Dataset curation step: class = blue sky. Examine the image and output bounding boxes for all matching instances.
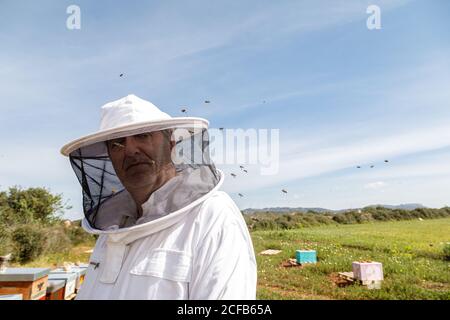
[1,0,450,220]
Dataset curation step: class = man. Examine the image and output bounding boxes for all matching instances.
[106,130,177,226]
[61,94,257,299]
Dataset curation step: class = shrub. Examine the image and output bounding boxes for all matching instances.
[0,224,13,256]
[332,214,351,224]
[43,225,73,254]
[253,219,277,231]
[66,225,95,246]
[315,214,335,225]
[12,225,47,263]
[0,206,19,227]
[303,214,321,226]
[244,207,450,231]
[443,243,450,261]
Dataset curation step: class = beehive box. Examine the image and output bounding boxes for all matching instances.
[296,250,317,264]
[0,268,50,300]
[0,294,23,300]
[352,261,383,282]
[51,267,87,292]
[45,279,66,300]
[48,273,77,300]
[72,267,87,291]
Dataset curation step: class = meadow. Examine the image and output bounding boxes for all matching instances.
[12,217,450,300]
[253,217,450,299]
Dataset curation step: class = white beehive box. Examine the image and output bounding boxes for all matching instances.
[52,267,87,292]
[48,273,77,300]
[352,261,383,282]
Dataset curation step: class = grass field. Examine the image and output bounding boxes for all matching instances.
[253,217,450,300]
[11,245,94,269]
[12,218,450,300]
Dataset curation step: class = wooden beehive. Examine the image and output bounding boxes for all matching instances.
[0,268,50,300]
[45,279,66,300]
[72,267,87,292]
[52,266,87,292]
[48,273,77,300]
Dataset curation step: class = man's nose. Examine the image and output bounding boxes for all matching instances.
[123,136,140,155]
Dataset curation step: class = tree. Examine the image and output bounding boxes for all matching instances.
[4,186,68,224]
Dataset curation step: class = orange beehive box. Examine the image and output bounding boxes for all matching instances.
[45,279,66,300]
[0,268,50,300]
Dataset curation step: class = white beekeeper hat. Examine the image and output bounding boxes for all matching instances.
[61,94,208,156]
[60,94,220,230]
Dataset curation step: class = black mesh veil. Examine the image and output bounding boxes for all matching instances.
[69,126,220,230]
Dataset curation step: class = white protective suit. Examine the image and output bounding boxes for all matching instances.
[76,170,257,300]
[61,94,257,300]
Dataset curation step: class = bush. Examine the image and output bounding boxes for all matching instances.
[66,225,95,246]
[443,243,450,261]
[0,224,13,256]
[12,225,47,263]
[0,205,20,227]
[253,219,277,231]
[274,216,294,229]
[0,186,97,264]
[315,214,336,225]
[303,215,321,227]
[244,206,450,231]
[43,225,73,255]
[332,214,351,224]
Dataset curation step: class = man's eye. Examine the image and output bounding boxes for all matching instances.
[109,139,125,150]
[113,142,124,148]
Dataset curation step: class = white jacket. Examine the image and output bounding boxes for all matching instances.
[76,170,257,300]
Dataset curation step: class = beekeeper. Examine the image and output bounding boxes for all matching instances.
[60,94,257,299]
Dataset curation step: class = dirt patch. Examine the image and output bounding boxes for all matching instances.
[342,244,372,251]
[292,240,320,246]
[414,251,445,261]
[329,272,355,288]
[420,281,450,292]
[280,258,303,268]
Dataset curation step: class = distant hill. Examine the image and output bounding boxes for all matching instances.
[242,203,427,214]
[364,203,427,210]
[242,207,331,214]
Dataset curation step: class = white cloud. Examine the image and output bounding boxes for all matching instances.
[221,121,450,194]
[364,181,386,189]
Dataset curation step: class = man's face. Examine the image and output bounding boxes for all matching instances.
[106,131,174,190]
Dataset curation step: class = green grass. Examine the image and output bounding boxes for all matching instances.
[253,217,450,300]
[8,218,450,299]
[9,244,94,269]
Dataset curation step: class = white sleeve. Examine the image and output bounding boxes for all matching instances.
[189,207,257,300]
